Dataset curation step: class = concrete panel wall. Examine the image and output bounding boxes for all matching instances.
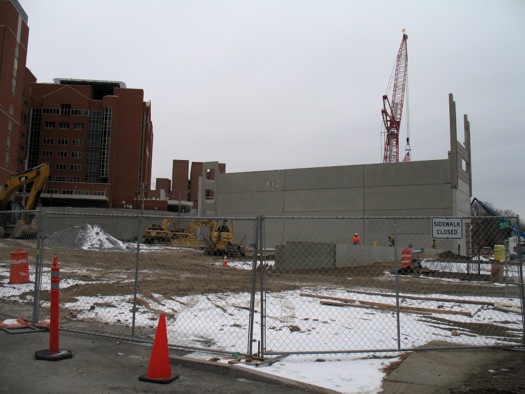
[217,159,456,218]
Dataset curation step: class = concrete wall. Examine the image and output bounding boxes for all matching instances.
[216,159,460,217]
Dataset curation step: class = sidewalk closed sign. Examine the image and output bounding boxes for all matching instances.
[432,217,463,239]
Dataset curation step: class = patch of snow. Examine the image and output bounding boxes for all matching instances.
[46,224,127,250]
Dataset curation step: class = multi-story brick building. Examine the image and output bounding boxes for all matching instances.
[27,79,153,208]
[1,0,153,210]
[0,0,30,180]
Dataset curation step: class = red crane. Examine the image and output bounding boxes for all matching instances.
[381,33,408,163]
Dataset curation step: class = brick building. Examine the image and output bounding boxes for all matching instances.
[27,79,153,208]
[0,0,30,180]
[1,0,153,209]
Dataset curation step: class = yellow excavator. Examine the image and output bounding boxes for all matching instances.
[0,163,50,238]
[142,218,182,244]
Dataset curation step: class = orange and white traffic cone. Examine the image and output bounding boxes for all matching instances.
[222,254,228,267]
[139,314,178,384]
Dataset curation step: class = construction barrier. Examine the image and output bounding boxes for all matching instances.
[401,247,413,267]
[139,314,178,384]
[35,256,73,361]
[9,248,30,284]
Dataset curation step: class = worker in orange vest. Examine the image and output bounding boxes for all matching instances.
[352,233,361,245]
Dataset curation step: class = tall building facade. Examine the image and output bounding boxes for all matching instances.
[1,1,154,210]
[27,79,153,208]
[0,0,30,180]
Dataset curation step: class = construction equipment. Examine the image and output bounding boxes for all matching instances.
[0,163,50,238]
[203,219,246,257]
[171,219,212,248]
[381,32,409,163]
[143,218,182,244]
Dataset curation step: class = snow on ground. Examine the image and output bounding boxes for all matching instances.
[0,225,523,393]
[1,260,523,393]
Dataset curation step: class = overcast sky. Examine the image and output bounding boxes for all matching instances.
[21,0,525,218]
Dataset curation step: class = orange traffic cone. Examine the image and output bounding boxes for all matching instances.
[222,254,228,267]
[139,314,178,384]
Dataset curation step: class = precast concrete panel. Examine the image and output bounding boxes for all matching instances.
[218,170,284,193]
[284,188,364,213]
[364,184,453,211]
[364,160,451,187]
[284,165,364,190]
[216,190,285,215]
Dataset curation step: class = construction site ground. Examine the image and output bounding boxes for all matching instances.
[1,240,524,392]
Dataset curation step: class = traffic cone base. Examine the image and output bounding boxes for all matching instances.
[139,314,178,384]
[35,349,73,361]
[139,372,178,384]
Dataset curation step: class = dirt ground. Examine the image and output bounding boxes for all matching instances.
[447,349,525,393]
[2,240,524,392]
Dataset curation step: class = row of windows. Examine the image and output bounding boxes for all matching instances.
[44,122,84,130]
[42,138,83,146]
[54,164,82,171]
[43,151,82,158]
[41,107,90,116]
[47,188,105,196]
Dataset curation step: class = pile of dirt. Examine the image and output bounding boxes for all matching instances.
[45,223,127,251]
[438,250,469,260]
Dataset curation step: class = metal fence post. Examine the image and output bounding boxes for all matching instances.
[131,216,143,338]
[247,216,260,355]
[393,219,402,350]
[32,209,46,325]
[259,216,266,357]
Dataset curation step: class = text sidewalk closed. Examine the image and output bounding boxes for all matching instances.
[432,217,463,239]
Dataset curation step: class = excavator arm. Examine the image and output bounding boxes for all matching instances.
[0,163,50,211]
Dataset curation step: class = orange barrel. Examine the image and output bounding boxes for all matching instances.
[401,248,413,268]
[9,248,30,284]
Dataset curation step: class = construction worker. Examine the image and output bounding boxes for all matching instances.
[352,233,361,245]
[388,234,395,247]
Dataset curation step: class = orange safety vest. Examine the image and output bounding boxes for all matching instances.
[401,248,413,267]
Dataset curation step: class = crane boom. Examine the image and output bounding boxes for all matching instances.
[381,33,408,163]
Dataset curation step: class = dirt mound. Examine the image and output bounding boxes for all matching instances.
[438,250,469,260]
[46,223,127,251]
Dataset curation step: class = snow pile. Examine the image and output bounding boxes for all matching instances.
[46,223,127,250]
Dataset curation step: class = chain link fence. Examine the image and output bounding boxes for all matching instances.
[0,211,523,357]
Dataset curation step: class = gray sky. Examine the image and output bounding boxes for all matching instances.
[21,0,525,218]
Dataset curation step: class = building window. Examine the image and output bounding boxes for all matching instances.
[74,123,84,130]
[46,189,58,194]
[42,108,60,115]
[42,150,53,157]
[55,163,66,170]
[77,190,89,195]
[70,164,81,171]
[71,151,82,158]
[69,176,81,183]
[57,138,68,145]
[43,138,54,145]
[59,122,70,129]
[54,176,66,182]
[94,191,105,196]
[45,121,55,129]
[56,151,68,158]
[72,139,83,146]
[62,190,74,195]
[61,104,71,116]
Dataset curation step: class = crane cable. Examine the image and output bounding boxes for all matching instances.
[404,70,411,161]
